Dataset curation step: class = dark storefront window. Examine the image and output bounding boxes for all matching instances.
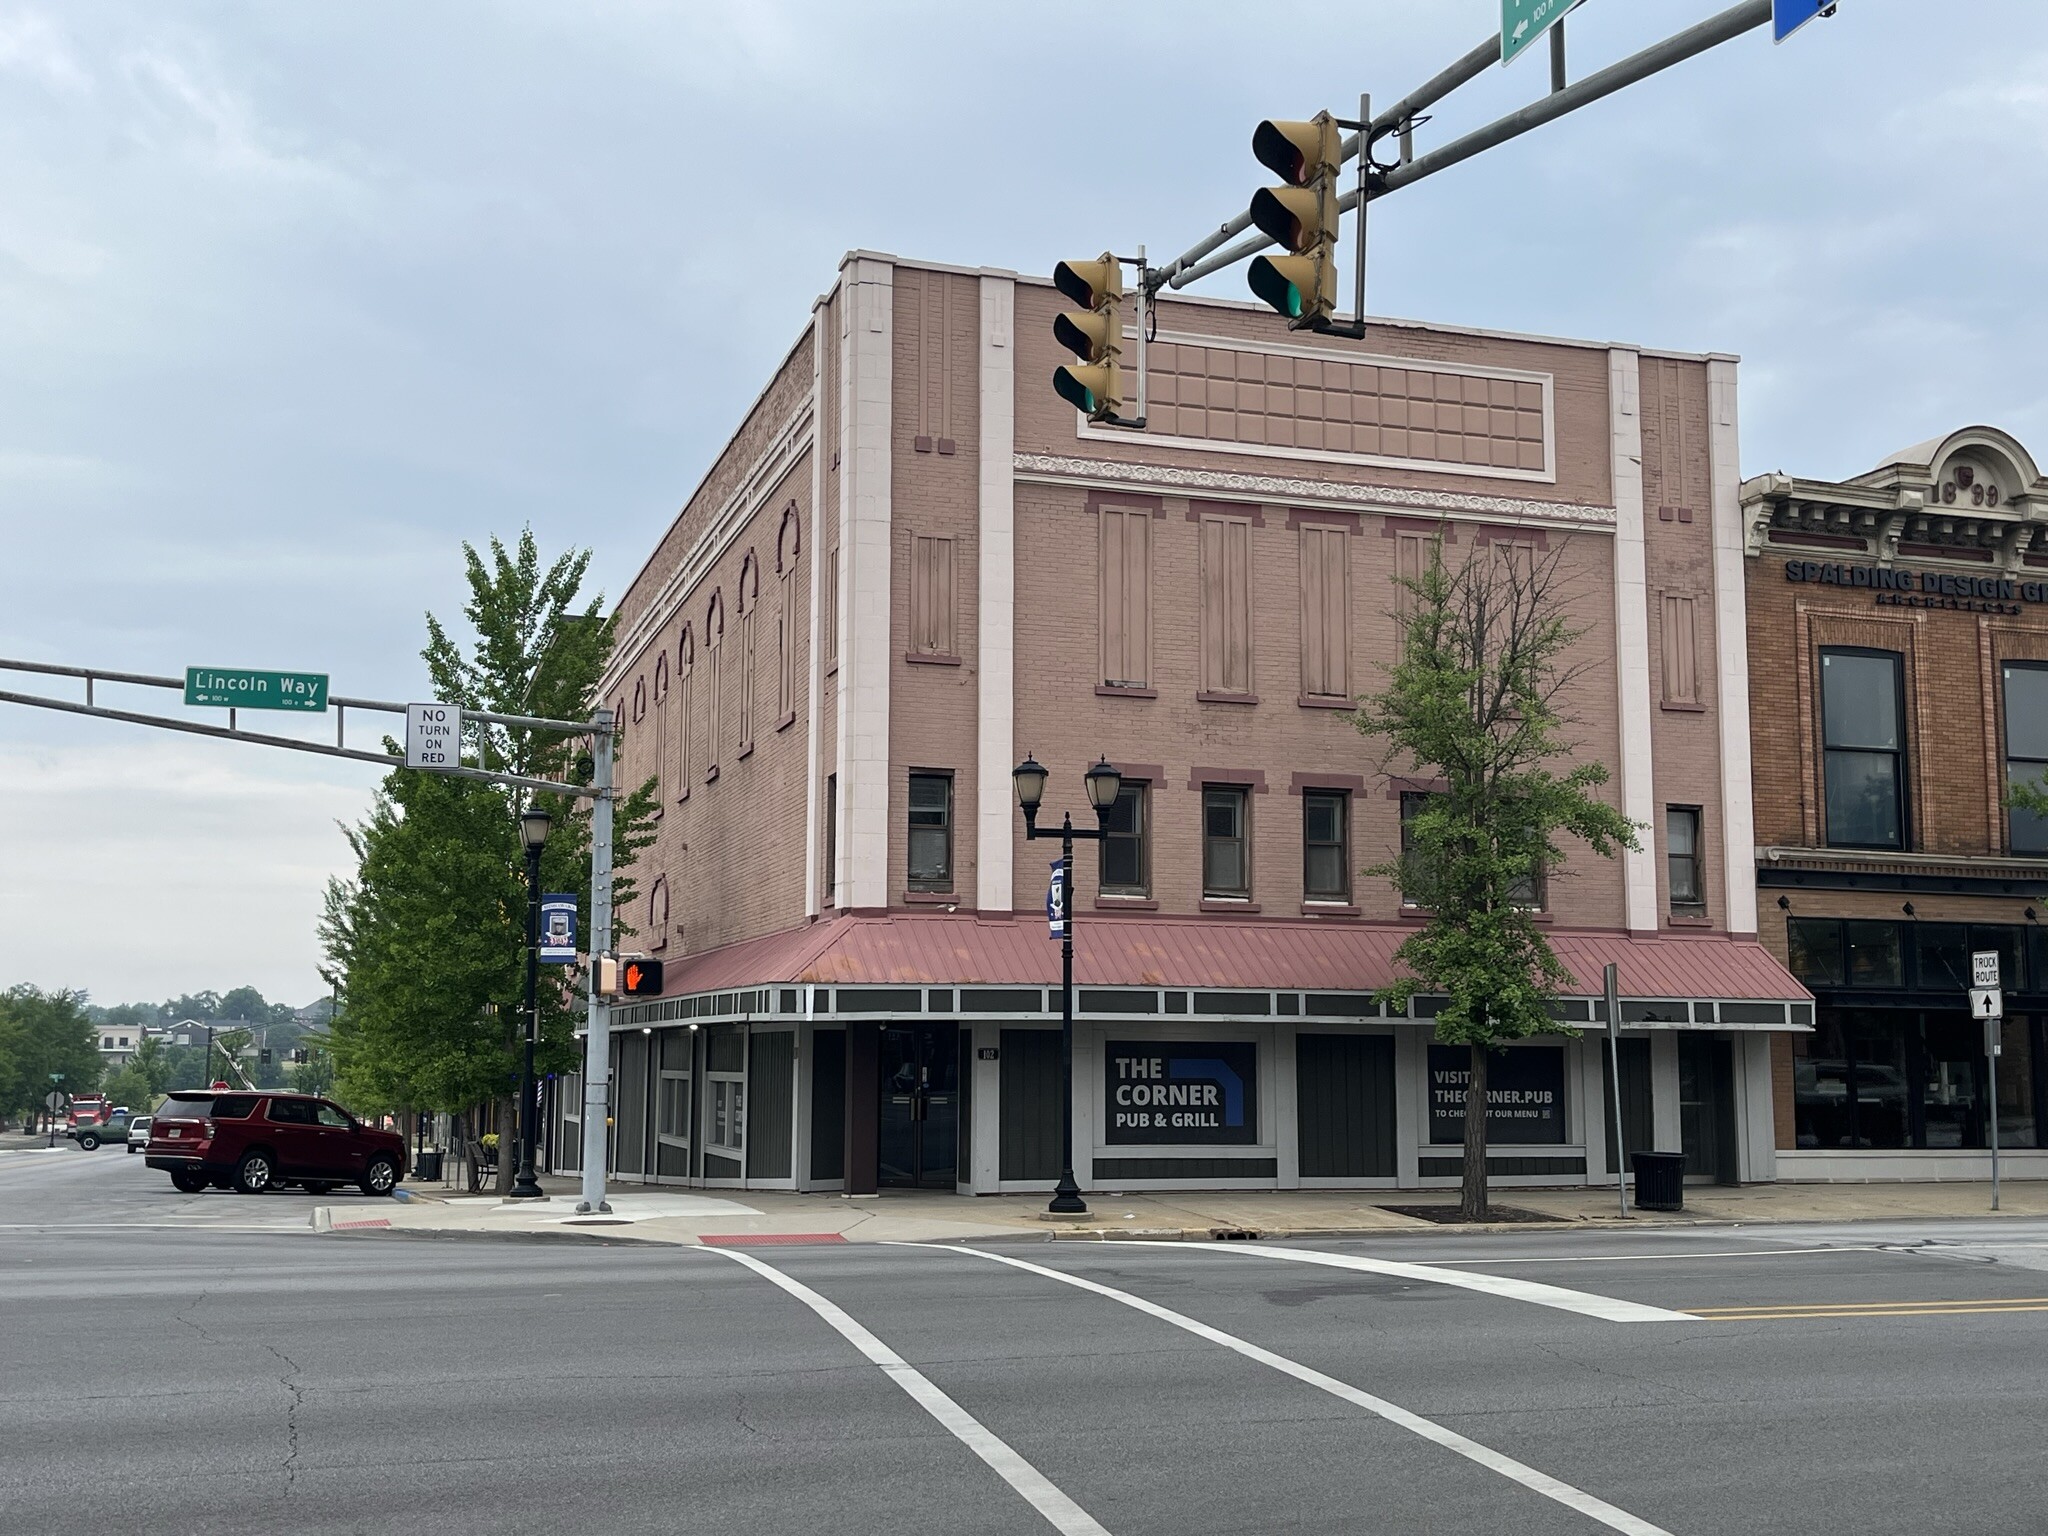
[2006,663,2048,854]
[1786,918,2030,994]
[1843,920,1903,988]
[1820,648,1907,850]
[1787,918,1844,987]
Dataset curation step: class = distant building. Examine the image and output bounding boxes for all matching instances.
[553,250,1807,1199]
[96,1029,137,1065]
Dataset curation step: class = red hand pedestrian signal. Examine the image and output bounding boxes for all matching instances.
[619,959,663,997]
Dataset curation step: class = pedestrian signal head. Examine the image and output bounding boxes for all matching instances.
[620,959,664,997]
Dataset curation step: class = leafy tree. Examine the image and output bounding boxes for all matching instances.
[1358,540,1638,1220]
[2011,778,2048,822]
[0,987,105,1127]
[321,530,657,1127]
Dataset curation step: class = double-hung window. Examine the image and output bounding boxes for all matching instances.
[2005,663,2048,855]
[1820,648,1907,849]
[908,772,954,891]
[1100,782,1149,896]
[1667,806,1704,913]
[1398,791,1433,908]
[1302,790,1350,901]
[1203,786,1250,898]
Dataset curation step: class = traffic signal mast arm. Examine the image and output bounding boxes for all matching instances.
[1154,0,1776,294]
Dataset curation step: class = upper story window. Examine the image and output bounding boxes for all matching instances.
[1820,648,1907,850]
[910,534,956,658]
[1099,505,1152,689]
[1302,789,1350,901]
[1660,594,1699,707]
[1398,790,1432,908]
[2005,662,2048,855]
[1299,525,1349,700]
[1199,514,1253,698]
[1100,782,1150,896]
[1667,806,1704,914]
[907,771,954,892]
[1202,786,1250,898]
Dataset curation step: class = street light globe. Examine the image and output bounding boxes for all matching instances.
[1012,754,1048,811]
[1084,757,1123,813]
[520,804,553,850]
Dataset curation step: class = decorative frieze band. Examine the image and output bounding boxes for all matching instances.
[1013,453,1615,530]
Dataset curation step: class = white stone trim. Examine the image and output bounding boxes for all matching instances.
[1708,357,1759,937]
[804,308,828,917]
[838,257,894,911]
[977,275,1018,914]
[1014,453,1613,530]
[1608,349,1660,932]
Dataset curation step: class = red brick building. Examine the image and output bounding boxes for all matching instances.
[552,251,1806,1197]
[1744,427,2048,1178]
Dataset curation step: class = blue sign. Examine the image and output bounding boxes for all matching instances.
[1774,0,1834,44]
[1046,859,1068,939]
[1105,1040,1258,1145]
[539,894,578,963]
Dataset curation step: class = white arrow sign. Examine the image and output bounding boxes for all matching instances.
[1971,987,2004,1020]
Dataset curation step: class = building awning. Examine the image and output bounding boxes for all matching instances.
[643,912,1808,1013]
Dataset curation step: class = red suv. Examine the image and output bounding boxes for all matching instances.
[145,1091,405,1197]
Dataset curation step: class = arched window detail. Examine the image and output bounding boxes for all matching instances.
[737,553,759,754]
[673,624,695,803]
[776,507,801,727]
[705,591,725,783]
[648,875,670,952]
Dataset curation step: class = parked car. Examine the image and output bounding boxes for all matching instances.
[69,1105,132,1150]
[126,1115,153,1153]
[145,1091,405,1196]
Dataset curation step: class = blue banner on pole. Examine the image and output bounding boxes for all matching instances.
[539,894,578,963]
[1773,0,1834,44]
[1046,859,1068,939]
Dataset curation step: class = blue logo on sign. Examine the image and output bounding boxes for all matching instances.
[1169,1057,1245,1127]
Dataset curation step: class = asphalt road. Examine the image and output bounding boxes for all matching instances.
[9,1151,2048,1535]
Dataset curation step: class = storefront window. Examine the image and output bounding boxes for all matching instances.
[1787,918,1844,986]
[1844,921,1903,988]
[1968,925,2026,992]
[2000,1017,2038,1149]
[1914,924,1970,992]
[1794,1009,2047,1151]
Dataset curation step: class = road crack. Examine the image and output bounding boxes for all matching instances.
[174,1288,305,1494]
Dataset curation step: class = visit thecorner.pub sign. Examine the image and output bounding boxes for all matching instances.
[1784,559,2048,618]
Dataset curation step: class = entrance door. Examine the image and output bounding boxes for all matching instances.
[879,1023,959,1189]
[1678,1035,1740,1184]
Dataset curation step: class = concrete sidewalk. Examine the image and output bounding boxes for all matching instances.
[323,1173,2048,1245]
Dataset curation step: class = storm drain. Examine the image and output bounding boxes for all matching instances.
[1208,1226,1263,1241]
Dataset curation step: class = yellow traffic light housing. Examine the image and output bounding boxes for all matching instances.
[1247,113,1342,327]
[1052,253,1125,423]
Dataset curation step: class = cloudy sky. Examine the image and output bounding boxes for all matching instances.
[1,0,2040,1007]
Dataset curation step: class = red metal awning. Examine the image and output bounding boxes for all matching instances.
[650,911,1808,1003]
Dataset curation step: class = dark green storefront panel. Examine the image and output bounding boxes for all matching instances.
[616,1033,648,1177]
[1601,1038,1654,1175]
[999,1029,1061,1181]
[1093,1157,1278,1181]
[810,1028,845,1182]
[1296,1032,1396,1179]
[748,1031,794,1180]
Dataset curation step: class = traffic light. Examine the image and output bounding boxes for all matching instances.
[1246,113,1341,326]
[620,958,664,997]
[1051,254,1124,422]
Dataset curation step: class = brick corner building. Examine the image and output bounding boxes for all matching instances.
[553,249,1807,1197]
[1744,426,2048,1179]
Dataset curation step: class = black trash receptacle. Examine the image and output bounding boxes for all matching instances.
[413,1148,443,1182]
[1631,1150,1685,1212]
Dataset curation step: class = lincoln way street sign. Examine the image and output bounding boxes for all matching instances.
[184,667,328,712]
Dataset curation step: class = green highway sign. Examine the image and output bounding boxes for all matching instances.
[184,666,330,712]
[1502,0,1584,67]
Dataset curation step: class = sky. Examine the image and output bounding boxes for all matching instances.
[1,0,2043,1007]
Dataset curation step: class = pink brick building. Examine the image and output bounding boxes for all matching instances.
[552,250,1806,1197]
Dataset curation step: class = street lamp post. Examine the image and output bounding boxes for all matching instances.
[1012,754,1123,1216]
[509,802,552,1200]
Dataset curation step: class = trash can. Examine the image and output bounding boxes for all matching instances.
[413,1148,443,1182]
[1631,1150,1686,1212]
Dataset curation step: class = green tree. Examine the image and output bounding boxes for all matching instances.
[2010,777,2048,821]
[0,987,105,1128]
[321,530,657,1125]
[1358,541,1639,1220]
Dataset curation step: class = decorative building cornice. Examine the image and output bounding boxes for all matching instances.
[1014,452,1615,530]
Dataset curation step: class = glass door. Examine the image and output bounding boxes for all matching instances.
[878,1024,959,1189]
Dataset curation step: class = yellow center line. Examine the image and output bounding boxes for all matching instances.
[1691,1298,2048,1321]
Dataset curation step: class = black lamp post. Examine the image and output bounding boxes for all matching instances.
[1013,753,1122,1215]
[509,802,552,1200]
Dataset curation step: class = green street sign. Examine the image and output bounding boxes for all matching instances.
[184,667,330,712]
[1502,0,1584,67]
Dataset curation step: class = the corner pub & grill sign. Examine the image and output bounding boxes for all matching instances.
[1105,1042,1258,1145]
